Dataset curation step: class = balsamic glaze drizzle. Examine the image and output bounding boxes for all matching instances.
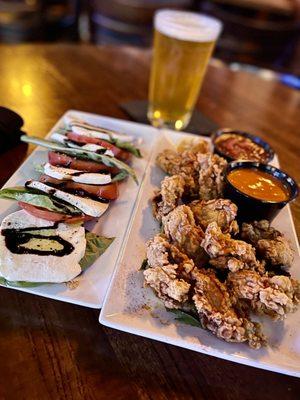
[2,225,74,257]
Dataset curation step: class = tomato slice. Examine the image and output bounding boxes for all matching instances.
[66,132,131,162]
[48,151,119,174]
[39,175,119,200]
[18,202,93,223]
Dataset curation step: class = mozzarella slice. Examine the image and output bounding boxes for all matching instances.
[51,132,68,144]
[0,210,86,283]
[26,181,109,217]
[44,163,111,185]
[80,143,115,157]
[64,116,134,142]
[51,133,115,157]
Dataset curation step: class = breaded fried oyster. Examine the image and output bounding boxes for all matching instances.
[241,220,294,268]
[156,147,227,200]
[162,205,207,266]
[241,220,281,244]
[227,270,300,320]
[152,175,185,222]
[202,222,263,273]
[192,269,266,349]
[190,198,239,234]
[197,153,227,200]
[144,235,195,309]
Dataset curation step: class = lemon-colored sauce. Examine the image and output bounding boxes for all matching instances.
[228,169,289,202]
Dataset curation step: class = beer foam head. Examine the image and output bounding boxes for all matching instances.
[154,10,222,42]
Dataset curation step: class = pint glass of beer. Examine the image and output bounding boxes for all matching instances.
[148,10,222,130]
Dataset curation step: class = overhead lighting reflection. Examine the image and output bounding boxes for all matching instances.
[22,83,32,97]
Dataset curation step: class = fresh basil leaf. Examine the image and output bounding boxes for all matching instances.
[0,187,81,215]
[168,309,203,328]
[112,139,142,158]
[21,135,138,184]
[80,231,114,271]
[59,124,141,158]
[140,258,149,270]
[111,170,129,182]
[0,277,48,288]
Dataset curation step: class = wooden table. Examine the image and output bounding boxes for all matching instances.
[0,45,299,400]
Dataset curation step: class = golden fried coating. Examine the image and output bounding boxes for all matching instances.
[241,221,294,268]
[190,198,239,234]
[241,220,281,245]
[176,139,210,154]
[257,237,294,269]
[156,149,200,196]
[201,222,262,273]
[192,269,266,349]
[152,175,185,222]
[156,149,227,200]
[197,153,227,200]
[144,235,195,309]
[162,205,207,266]
[227,270,300,320]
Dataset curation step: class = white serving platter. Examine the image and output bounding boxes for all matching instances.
[100,130,300,377]
[0,110,159,308]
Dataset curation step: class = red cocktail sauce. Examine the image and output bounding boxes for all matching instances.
[215,134,269,162]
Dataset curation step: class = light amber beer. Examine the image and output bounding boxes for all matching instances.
[148,11,222,130]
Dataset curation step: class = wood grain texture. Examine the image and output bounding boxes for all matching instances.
[0,44,299,400]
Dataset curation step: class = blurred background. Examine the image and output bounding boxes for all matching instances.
[0,0,300,78]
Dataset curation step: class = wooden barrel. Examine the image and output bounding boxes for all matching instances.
[199,1,300,68]
[90,0,193,46]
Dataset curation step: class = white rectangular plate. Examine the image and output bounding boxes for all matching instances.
[0,110,159,308]
[100,130,300,377]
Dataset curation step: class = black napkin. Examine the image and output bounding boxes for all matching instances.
[0,107,25,154]
[120,100,219,136]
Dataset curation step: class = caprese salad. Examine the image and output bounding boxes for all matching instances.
[0,116,141,286]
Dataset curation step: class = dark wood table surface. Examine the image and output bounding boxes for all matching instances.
[0,44,299,400]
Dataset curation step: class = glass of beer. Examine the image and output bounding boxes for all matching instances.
[148,10,222,130]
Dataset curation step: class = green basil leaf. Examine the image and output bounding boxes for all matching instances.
[0,187,81,215]
[111,170,129,182]
[21,135,138,184]
[168,309,203,328]
[0,277,48,288]
[111,138,142,158]
[80,231,115,271]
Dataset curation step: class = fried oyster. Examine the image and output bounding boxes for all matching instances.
[241,220,294,268]
[144,234,195,309]
[162,205,207,266]
[227,270,300,320]
[201,222,263,273]
[156,147,227,200]
[190,198,239,234]
[152,175,185,222]
[241,220,281,244]
[192,269,266,349]
[156,149,201,197]
[197,153,227,200]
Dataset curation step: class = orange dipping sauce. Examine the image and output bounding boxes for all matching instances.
[227,168,290,202]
